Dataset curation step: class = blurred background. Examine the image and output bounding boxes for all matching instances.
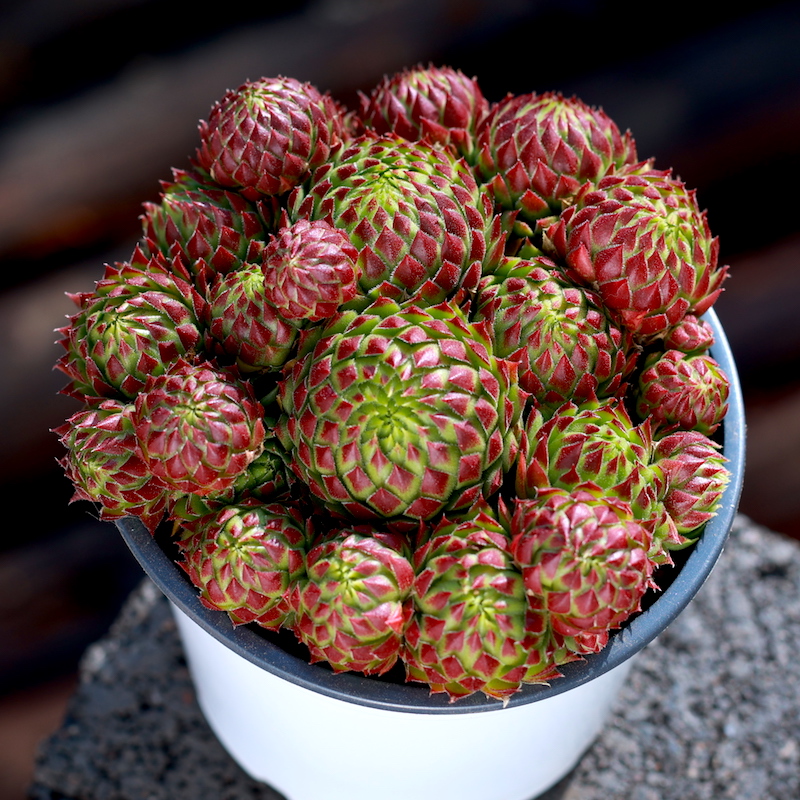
[1,0,799,795]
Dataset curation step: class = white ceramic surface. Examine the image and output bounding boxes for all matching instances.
[172,601,635,800]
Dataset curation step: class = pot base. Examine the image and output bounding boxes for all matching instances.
[172,602,635,800]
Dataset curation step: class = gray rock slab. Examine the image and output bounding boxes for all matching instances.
[29,515,800,800]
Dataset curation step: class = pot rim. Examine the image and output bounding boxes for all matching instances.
[116,307,745,714]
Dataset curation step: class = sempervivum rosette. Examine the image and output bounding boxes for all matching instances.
[261,217,360,322]
[664,314,716,355]
[515,400,682,562]
[141,167,273,278]
[291,528,414,675]
[196,76,344,199]
[635,350,730,436]
[475,255,636,412]
[510,489,656,655]
[205,262,302,373]
[475,92,637,230]
[56,253,205,401]
[277,298,524,524]
[132,358,265,497]
[179,501,308,629]
[405,511,564,702]
[167,433,294,527]
[290,134,502,306]
[358,64,489,159]
[54,399,169,533]
[651,431,730,545]
[546,164,728,343]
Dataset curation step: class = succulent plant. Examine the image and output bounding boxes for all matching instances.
[141,167,272,277]
[475,92,637,231]
[56,256,205,401]
[54,399,168,533]
[261,216,360,322]
[651,430,730,542]
[205,262,302,373]
[510,488,656,653]
[475,255,635,411]
[663,314,715,355]
[54,67,734,702]
[405,512,564,701]
[635,349,730,436]
[132,358,266,496]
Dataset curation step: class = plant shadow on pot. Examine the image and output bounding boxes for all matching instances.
[115,307,743,800]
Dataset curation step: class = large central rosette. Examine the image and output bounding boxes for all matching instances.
[276,298,524,523]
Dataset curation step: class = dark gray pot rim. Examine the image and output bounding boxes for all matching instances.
[116,307,745,714]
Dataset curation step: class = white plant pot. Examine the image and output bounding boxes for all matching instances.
[116,308,745,800]
[172,600,635,800]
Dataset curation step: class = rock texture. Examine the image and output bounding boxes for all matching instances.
[30,515,800,800]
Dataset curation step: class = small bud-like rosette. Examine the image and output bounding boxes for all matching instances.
[54,399,169,533]
[196,76,344,199]
[141,167,272,276]
[635,349,730,436]
[475,255,636,411]
[651,430,730,542]
[132,358,266,496]
[475,91,637,226]
[663,314,715,355]
[358,64,489,159]
[290,134,501,306]
[261,217,360,322]
[56,256,205,401]
[179,500,307,629]
[277,298,525,524]
[291,528,414,675]
[547,164,728,343]
[510,488,656,653]
[405,512,564,702]
[205,263,302,373]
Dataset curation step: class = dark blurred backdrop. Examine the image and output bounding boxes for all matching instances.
[2,0,799,696]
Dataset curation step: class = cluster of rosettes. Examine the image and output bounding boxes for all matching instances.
[54,65,732,702]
